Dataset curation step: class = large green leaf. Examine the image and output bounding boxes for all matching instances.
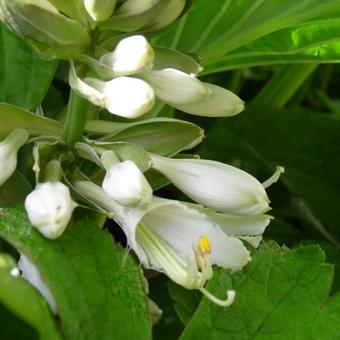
[180,245,340,339]
[0,253,61,340]
[0,103,62,138]
[0,206,152,340]
[153,0,340,72]
[200,107,340,241]
[0,22,57,110]
[202,19,340,74]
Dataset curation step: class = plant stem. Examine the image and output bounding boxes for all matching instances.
[62,90,88,149]
[252,63,318,110]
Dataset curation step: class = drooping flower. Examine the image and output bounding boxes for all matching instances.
[25,182,77,239]
[150,154,273,215]
[75,181,271,306]
[0,129,29,186]
[102,160,153,207]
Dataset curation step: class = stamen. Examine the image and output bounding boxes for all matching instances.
[200,288,236,307]
[262,166,285,189]
[198,235,211,255]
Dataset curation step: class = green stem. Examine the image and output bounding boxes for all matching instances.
[252,63,318,110]
[62,90,88,149]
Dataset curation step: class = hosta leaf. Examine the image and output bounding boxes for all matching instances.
[203,20,340,74]
[0,206,152,340]
[180,245,340,339]
[0,22,57,110]
[154,0,340,71]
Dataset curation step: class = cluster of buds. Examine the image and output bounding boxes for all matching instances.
[71,35,244,119]
[0,0,283,308]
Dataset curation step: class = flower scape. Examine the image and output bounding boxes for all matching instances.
[0,0,284,316]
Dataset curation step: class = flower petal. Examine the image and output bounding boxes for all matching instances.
[141,198,251,270]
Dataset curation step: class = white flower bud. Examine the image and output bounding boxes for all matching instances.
[84,0,116,21]
[116,0,158,16]
[25,182,77,239]
[84,76,155,118]
[0,129,29,186]
[102,160,152,207]
[151,155,270,216]
[100,35,154,76]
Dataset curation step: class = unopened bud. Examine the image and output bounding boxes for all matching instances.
[100,35,154,76]
[25,182,77,239]
[102,160,153,207]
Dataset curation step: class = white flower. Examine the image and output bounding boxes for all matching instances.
[84,0,116,21]
[0,129,29,186]
[18,254,57,314]
[100,35,154,76]
[75,181,271,306]
[150,154,270,215]
[25,182,77,239]
[140,68,244,117]
[102,160,153,207]
[69,63,155,118]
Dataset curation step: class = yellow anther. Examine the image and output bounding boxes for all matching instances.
[198,235,211,256]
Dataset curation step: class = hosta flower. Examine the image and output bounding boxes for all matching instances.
[150,154,274,216]
[102,160,153,207]
[0,129,29,186]
[18,254,57,313]
[25,182,77,239]
[71,35,244,118]
[75,181,271,306]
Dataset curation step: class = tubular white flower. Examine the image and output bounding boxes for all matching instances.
[100,35,154,76]
[0,129,29,186]
[150,154,270,215]
[18,254,57,313]
[25,182,77,239]
[102,160,153,207]
[84,0,116,21]
[74,181,268,306]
